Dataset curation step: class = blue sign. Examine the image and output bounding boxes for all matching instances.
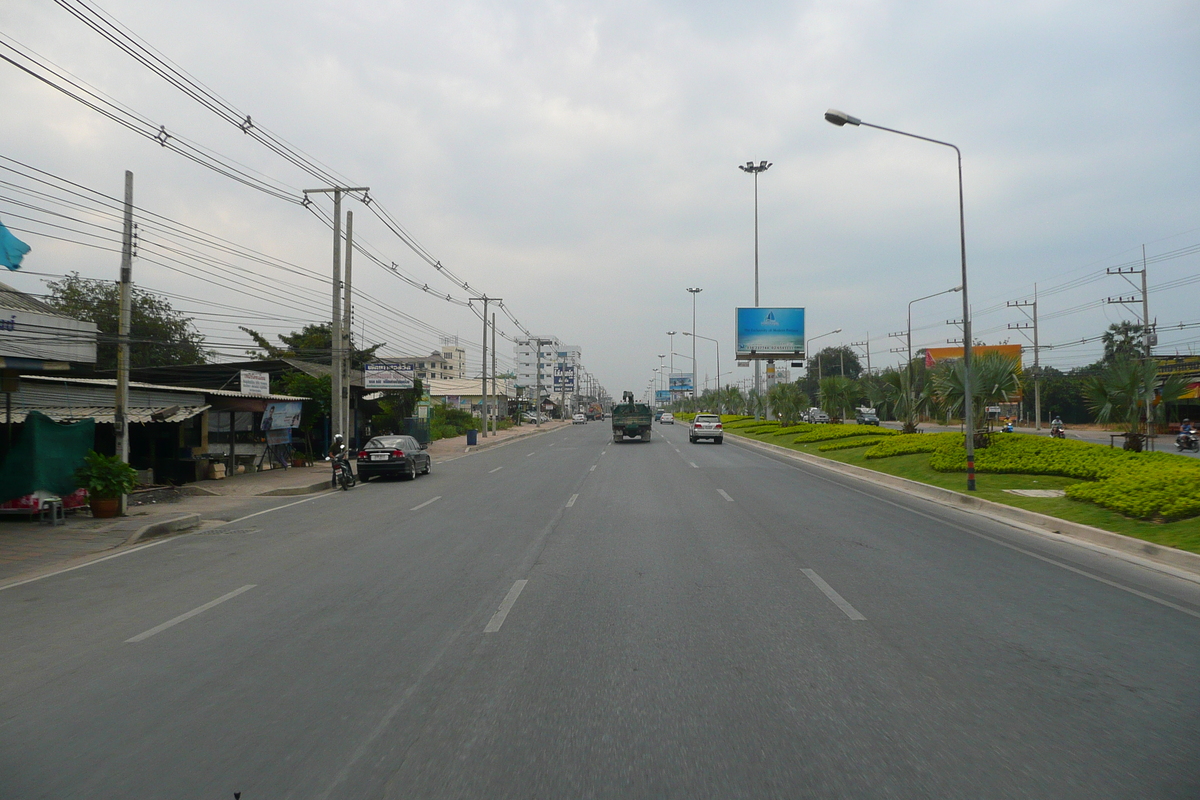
[668,373,693,392]
[736,307,805,358]
[655,390,671,404]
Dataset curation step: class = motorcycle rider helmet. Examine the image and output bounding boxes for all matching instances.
[334,433,343,443]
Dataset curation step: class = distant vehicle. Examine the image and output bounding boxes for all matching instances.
[522,412,550,424]
[655,410,664,421]
[572,413,587,424]
[356,435,431,481]
[690,413,723,444]
[809,408,831,424]
[612,391,653,442]
[855,410,879,425]
[660,412,675,424]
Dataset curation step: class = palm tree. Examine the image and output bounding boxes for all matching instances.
[767,382,810,426]
[878,367,928,433]
[1083,358,1190,451]
[1101,321,1146,364]
[931,350,1022,445]
[818,375,856,423]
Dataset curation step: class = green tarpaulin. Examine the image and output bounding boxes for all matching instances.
[0,411,95,503]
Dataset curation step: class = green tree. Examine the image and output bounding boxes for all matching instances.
[818,375,856,423]
[931,350,1022,444]
[798,346,862,402]
[878,366,929,433]
[1101,321,1146,365]
[369,380,424,435]
[45,272,207,370]
[1083,358,1190,451]
[240,323,383,369]
[767,382,809,425]
[274,370,330,456]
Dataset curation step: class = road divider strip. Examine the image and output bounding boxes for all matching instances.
[484,580,528,633]
[126,585,257,642]
[801,570,866,620]
[410,496,442,512]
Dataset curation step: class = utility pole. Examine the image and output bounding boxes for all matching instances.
[342,210,354,444]
[1007,287,1040,429]
[470,297,496,437]
[491,312,497,434]
[116,171,133,513]
[850,336,871,375]
[1107,250,1154,446]
[304,186,369,445]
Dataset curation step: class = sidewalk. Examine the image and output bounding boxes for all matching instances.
[0,420,571,586]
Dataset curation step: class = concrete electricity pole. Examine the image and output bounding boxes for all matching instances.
[1007,287,1040,429]
[303,186,369,444]
[116,170,133,512]
[1107,249,1154,444]
[342,210,354,443]
[491,312,498,434]
[470,297,498,437]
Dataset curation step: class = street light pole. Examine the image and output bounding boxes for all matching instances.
[667,331,676,398]
[825,109,975,490]
[687,288,702,402]
[739,160,771,414]
[683,331,720,396]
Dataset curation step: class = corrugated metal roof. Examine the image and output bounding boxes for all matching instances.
[7,405,210,424]
[0,280,59,314]
[32,376,307,401]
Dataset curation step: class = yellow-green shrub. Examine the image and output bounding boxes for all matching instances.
[864,432,960,459]
[818,437,889,452]
[792,424,899,444]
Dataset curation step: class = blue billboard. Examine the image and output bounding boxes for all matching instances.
[736,307,805,358]
[655,389,671,404]
[668,373,693,393]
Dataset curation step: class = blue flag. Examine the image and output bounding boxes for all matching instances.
[1,219,31,270]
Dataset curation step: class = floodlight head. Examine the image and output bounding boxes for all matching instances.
[667,330,676,335]
[951,285,963,292]
[824,109,861,127]
[834,328,843,333]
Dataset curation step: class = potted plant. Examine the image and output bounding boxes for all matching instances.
[75,451,139,518]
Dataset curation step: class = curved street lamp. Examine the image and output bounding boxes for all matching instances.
[826,108,975,491]
[807,328,842,381]
[682,331,720,395]
[686,288,702,401]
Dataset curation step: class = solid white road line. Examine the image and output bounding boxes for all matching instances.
[801,569,866,620]
[489,466,504,473]
[484,580,528,633]
[126,585,257,642]
[566,494,579,507]
[0,538,175,592]
[410,496,442,511]
[717,489,734,502]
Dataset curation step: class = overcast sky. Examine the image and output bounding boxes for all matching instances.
[3,0,1198,398]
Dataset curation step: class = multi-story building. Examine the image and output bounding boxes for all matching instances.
[386,344,466,382]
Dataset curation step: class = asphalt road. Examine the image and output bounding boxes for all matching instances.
[2,421,1198,798]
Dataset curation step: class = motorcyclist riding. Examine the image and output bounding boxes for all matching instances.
[1178,419,1196,451]
[1050,415,1065,439]
[328,433,352,487]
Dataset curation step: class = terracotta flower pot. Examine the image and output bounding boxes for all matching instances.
[90,496,120,518]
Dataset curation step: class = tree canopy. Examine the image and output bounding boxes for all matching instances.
[44,272,208,371]
[240,323,383,369]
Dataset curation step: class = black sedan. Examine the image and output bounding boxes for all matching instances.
[356,435,431,481]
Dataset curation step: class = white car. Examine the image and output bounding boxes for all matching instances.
[660,412,675,424]
[689,414,723,444]
[572,413,587,424]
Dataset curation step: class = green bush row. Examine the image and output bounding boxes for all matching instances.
[818,437,890,452]
[864,432,961,459]
[926,434,1200,521]
[792,424,899,444]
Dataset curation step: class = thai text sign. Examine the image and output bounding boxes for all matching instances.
[364,362,415,389]
[240,369,270,396]
[736,307,805,358]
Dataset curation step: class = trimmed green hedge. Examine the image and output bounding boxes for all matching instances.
[818,437,890,452]
[865,432,960,459]
[926,434,1200,521]
[792,424,899,444]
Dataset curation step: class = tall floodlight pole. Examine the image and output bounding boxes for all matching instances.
[739,160,771,414]
[687,288,702,402]
[304,185,369,446]
[667,331,676,397]
[825,109,975,490]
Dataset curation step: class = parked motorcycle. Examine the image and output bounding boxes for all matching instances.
[1177,432,1199,453]
[326,456,356,490]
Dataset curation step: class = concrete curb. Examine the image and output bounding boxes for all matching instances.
[256,481,334,497]
[123,513,203,546]
[728,433,1200,581]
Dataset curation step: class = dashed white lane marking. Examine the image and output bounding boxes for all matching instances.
[527,452,535,457]
[802,570,866,621]
[601,451,607,456]
[589,465,597,471]
[126,585,257,642]
[484,580,528,633]
[489,466,503,473]
[690,462,698,469]
[717,489,734,502]
[674,448,680,453]
[566,493,579,507]
[410,496,442,511]
[549,443,556,447]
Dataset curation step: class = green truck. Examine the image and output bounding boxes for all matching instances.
[611,391,653,443]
